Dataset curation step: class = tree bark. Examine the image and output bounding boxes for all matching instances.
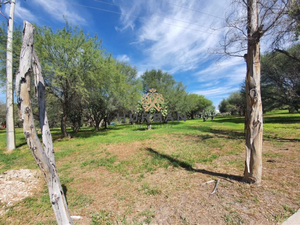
[96,118,104,131]
[61,114,68,137]
[244,0,263,185]
[6,0,16,151]
[15,21,73,225]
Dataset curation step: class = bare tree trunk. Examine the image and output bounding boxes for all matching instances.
[244,0,263,185]
[96,118,104,131]
[61,111,68,137]
[6,0,16,151]
[15,21,73,225]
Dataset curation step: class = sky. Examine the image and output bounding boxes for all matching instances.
[0,0,248,109]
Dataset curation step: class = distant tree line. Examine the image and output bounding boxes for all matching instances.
[219,44,300,115]
[0,22,214,136]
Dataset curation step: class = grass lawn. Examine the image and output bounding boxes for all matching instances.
[0,110,300,224]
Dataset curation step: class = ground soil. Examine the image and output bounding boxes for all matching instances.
[0,169,43,216]
[1,137,299,224]
[61,138,300,224]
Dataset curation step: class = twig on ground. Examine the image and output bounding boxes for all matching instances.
[70,216,82,220]
[201,180,215,185]
[210,179,220,195]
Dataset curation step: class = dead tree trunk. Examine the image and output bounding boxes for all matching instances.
[244,0,263,185]
[15,21,73,225]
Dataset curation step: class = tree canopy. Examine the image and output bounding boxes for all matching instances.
[0,21,214,135]
[261,44,300,112]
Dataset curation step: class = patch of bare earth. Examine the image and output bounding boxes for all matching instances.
[58,135,300,224]
[0,169,43,215]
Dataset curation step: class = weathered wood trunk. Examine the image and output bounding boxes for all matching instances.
[15,21,73,225]
[6,0,16,151]
[244,0,263,185]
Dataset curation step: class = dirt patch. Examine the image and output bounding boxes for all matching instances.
[2,133,299,224]
[58,137,300,224]
[0,169,43,215]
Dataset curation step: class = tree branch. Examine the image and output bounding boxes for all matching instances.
[274,48,300,63]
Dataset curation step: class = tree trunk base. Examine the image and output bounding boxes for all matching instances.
[242,176,261,186]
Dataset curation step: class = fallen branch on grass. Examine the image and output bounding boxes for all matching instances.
[201,180,215,185]
[210,179,220,195]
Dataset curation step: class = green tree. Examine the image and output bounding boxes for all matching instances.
[227,91,246,116]
[184,94,212,119]
[219,99,229,114]
[261,44,300,112]
[34,22,103,136]
[86,57,142,131]
[141,69,186,113]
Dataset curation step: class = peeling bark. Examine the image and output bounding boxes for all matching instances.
[244,0,263,185]
[15,21,73,225]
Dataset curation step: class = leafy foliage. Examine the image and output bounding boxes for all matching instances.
[261,44,300,112]
[140,69,213,119]
[218,91,246,116]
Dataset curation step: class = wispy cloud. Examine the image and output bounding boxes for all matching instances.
[116,54,130,62]
[31,0,86,25]
[4,2,37,23]
[114,0,246,104]
[196,57,245,83]
[193,86,240,97]
[115,0,228,74]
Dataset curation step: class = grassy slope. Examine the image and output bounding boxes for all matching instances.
[0,110,299,224]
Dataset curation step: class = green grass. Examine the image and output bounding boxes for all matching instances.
[1,110,299,174]
[0,110,299,224]
[140,182,162,195]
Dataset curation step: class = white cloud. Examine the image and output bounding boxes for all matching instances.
[114,0,248,106]
[193,86,240,97]
[4,2,37,23]
[115,0,230,74]
[196,57,246,84]
[116,54,130,62]
[31,0,86,25]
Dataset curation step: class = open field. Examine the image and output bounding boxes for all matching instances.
[0,110,300,224]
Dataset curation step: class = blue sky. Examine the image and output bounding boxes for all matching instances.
[0,0,248,109]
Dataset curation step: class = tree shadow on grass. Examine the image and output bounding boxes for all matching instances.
[50,126,125,140]
[211,115,300,124]
[16,142,27,148]
[131,122,181,131]
[210,129,245,140]
[264,136,300,142]
[62,184,68,205]
[188,125,299,142]
[264,116,300,124]
[184,125,245,140]
[212,117,245,124]
[145,147,243,182]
